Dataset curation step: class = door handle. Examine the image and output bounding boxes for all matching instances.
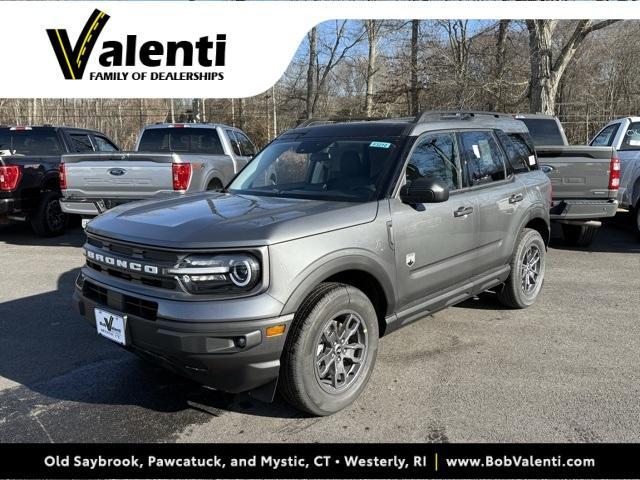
[453,206,474,217]
[508,193,524,204]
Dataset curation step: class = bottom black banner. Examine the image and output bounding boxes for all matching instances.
[1,443,638,479]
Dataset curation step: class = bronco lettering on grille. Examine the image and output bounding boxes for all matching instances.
[85,249,159,275]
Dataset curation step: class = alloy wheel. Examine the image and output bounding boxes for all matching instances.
[520,244,541,295]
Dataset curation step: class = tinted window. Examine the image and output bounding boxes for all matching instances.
[69,133,94,153]
[459,131,507,186]
[93,136,118,152]
[591,123,620,147]
[620,122,640,151]
[406,132,460,190]
[235,131,256,157]
[0,129,63,156]
[138,127,224,154]
[229,137,400,202]
[496,130,537,173]
[521,118,565,146]
[225,130,242,156]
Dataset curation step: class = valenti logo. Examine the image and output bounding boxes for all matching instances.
[46,9,227,81]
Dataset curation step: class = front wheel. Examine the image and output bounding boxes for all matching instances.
[497,228,546,309]
[279,282,379,416]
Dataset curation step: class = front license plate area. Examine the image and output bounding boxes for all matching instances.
[95,308,127,345]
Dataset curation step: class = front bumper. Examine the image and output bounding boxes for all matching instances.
[550,198,619,221]
[73,273,292,394]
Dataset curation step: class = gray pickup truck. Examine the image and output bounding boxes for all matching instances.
[60,123,256,218]
[73,111,551,415]
[590,117,640,239]
[515,114,619,247]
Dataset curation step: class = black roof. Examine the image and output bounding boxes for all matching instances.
[278,121,412,140]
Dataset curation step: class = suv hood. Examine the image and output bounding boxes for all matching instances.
[86,192,379,249]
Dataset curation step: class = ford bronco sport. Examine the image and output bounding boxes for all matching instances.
[73,111,551,415]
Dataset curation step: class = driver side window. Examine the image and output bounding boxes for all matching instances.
[406,132,460,191]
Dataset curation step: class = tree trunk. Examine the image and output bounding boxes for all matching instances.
[410,20,419,116]
[306,27,317,119]
[527,21,556,114]
[491,20,510,111]
[364,20,378,117]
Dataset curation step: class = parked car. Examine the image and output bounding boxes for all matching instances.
[590,117,640,239]
[60,123,257,220]
[0,125,119,236]
[72,111,551,415]
[515,113,619,247]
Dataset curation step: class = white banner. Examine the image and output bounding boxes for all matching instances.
[0,1,635,98]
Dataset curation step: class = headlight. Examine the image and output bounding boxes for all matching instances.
[167,253,261,294]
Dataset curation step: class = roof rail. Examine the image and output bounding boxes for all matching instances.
[414,110,512,123]
[296,117,387,128]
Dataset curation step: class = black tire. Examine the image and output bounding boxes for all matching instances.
[561,223,598,247]
[279,282,379,416]
[30,190,68,237]
[632,203,640,241]
[206,179,224,191]
[497,228,546,309]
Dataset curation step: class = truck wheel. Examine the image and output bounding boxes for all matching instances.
[30,191,68,237]
[497,228,546,309]
[279,282,379,416]
[561,224,598,247]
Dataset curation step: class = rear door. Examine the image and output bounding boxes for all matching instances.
[459,130,527,272]
[612,120,640,208]
[390,131,479,310]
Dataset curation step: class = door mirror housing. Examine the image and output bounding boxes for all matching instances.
[400,177,450,204]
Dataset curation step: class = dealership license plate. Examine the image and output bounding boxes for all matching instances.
[95,308,127,345]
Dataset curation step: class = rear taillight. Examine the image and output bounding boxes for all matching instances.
[172,163,192,191]
[0,165,21,191]
[608,156,621,191]
[59,163,67,190]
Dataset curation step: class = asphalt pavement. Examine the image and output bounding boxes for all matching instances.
[0,218,638,443]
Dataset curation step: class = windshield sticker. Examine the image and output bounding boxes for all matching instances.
[370,141,391,149]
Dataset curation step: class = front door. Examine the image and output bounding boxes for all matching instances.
[390,131,479,312]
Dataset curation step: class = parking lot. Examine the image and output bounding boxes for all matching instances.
[1,219,639,443]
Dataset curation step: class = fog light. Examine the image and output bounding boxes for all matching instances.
[266,324,286,337]
[235,337,247,348]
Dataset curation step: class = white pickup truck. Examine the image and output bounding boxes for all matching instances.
[590,117,640,240]
[60,123,256,218]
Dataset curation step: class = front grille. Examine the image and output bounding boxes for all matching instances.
[85,234,181,291]
[83,280,158,321]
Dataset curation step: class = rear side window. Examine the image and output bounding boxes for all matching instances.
[69,133,94,152]
[235,131,257,157]
[620,122,640,151]
[0,130,63,156]
[138,127,224,154]
[406,132,460,190]
[459,131,507,186]
[92,135,118,152]
[521,119,565,146]
[225,129,242,156]
[496,130,537,173]
[591,123,620,147]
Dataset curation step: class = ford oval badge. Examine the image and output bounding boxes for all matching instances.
[109,168,126,176]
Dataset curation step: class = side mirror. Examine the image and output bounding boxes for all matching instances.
[400,177,450,204]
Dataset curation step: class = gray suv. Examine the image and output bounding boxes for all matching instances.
[73,111,551,415]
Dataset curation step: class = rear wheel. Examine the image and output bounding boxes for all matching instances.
[279,282,379,416]
[498,228,546,309]
[30,190,68,237]
[561,223,598,247]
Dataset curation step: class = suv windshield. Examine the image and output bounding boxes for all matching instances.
[228,136,402,202]
[0,129,63,156]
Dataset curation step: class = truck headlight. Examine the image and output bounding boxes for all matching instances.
[167,254,260,294]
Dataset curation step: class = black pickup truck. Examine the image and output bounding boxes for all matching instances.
[0,126,119,236]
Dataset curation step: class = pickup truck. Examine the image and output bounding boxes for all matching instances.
[515,114,619,247]
[590,117,640,240]
[0,125,119,236]
[60,123,257,218]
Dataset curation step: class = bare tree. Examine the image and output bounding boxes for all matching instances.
[410,20,420,116]
[527,19,619,114]
[305,27,317,118]
[364,20,383,117]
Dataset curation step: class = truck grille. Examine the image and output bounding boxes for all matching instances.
[85,234,181,291]
[83,280,158,321]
